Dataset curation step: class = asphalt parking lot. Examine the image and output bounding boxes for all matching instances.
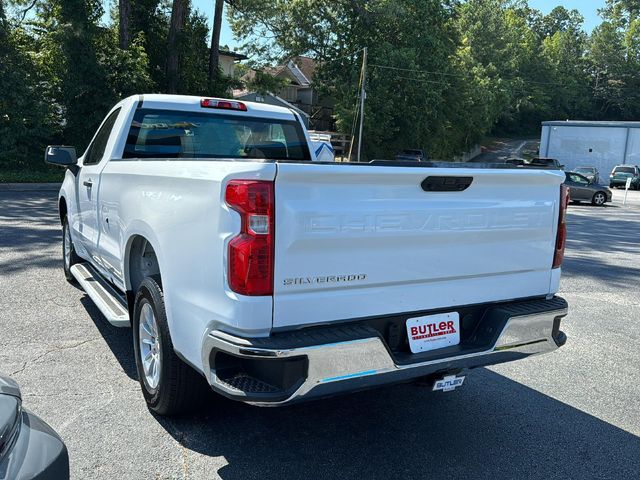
[1,187,639,480]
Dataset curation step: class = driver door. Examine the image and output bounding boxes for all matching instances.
[75,108,121,262]
[567,173,591,201]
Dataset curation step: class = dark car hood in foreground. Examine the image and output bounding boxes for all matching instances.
[0,375,70,480]
[0,377,20,400]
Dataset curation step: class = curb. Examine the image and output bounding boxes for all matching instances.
[0,183,61,192]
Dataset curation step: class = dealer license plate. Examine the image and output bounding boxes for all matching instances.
[406,312,460,353]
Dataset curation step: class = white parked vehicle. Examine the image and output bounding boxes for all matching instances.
[46,94,569,415]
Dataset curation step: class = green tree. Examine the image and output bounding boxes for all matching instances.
[588,0,640,119]
[532,5,585,37]
[0,7,59,172]
[229,0,491,159]
[456,0,548,133]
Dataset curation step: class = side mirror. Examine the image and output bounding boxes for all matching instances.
[45,146,77,167]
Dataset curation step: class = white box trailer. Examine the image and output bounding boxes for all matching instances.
[540,121,640,176]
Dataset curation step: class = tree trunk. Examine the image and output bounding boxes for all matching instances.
[119,0,131,49]
[208,0,224,85]
[167,0,187,93]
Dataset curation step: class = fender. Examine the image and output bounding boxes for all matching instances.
[122,221,165,292]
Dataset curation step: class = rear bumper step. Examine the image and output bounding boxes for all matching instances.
[71,263,130,327]
[202,296,568,405]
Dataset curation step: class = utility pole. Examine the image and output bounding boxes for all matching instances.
[356,47,367,162]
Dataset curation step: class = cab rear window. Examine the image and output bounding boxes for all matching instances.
[123,108,311,161]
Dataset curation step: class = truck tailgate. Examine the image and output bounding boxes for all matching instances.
[272,163,564,329]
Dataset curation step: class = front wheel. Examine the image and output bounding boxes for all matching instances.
[62,216,80,282]
[132,276,210,415]
[592,192,607,206]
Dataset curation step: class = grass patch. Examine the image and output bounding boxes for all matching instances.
[0,170,64,183]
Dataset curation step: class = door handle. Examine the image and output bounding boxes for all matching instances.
[83,179,93,188]
[421,176,473,192]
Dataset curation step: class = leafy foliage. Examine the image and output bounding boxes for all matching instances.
[0,9,60,172]
[3,0,640,174]
[229,0,640,159]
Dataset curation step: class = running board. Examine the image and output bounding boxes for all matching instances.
[71,263,130,327]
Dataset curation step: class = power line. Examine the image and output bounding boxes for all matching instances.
[390,75,452,86]
[369,63,573,87]
[369,63,462,77]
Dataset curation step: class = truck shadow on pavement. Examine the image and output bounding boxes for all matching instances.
[79,296,138,379]
[153,370,639,480]
[80,288,640,480]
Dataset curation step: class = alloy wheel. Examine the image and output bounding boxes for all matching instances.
[139,302,162,389]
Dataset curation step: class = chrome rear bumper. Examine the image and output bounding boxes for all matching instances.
[202,297,568,406]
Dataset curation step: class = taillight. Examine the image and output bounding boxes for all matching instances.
[225,180,274,295]
[553,184,569,268]
[201,98,247,111]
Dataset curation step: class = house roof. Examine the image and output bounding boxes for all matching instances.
[236,56,318,94]
[542,120,640,128]
[242,56,317,87]
[289,56,316,84]
[219,50,248,61]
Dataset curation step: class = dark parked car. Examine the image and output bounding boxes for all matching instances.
[529,157,564,169]
[0,375,69,480]
[564,172,612,206]
[505,157,526,166]
[609,165,640,189]
[395,149,427,162]
[574,166,600,184]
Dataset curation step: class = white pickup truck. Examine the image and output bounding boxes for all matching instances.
[46,94,569,415]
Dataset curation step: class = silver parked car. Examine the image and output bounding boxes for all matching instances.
[564,172,612,206]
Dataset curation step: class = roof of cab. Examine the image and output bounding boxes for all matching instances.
[129,94,298,120]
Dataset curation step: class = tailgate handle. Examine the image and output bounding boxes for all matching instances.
[421,176,473,192]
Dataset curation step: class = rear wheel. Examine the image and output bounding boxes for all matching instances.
[132,276,210,415]
[592,192,607,206]
[62,217,80,282]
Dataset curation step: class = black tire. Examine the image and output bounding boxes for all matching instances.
[132,276,210,415]
[592,191,607,206]
[62,216,81,282]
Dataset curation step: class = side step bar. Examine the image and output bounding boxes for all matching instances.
[71,263,130,327]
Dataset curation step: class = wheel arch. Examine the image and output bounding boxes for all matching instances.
[124,234,162,294]
[58,196,67,224]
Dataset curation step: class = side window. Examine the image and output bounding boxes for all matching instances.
[573,174,588,184]
[569,174,581,183]
[83,108,121,166]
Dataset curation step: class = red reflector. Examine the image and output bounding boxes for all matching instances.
[200,98,247,111]
[225,180,274,295]
[553,184,569,268]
